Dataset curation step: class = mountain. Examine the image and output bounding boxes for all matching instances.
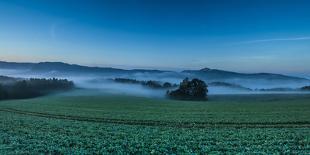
[31,62,128,74]
[0,61,126,73]
[0,61,35,70]
[208,82,252,91]
[182,68,309,81]
[182,68,310,89]
[0,61,167,74]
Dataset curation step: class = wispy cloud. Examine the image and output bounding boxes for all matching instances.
[235,36,310,45]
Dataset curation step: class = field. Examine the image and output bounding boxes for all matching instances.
[0,90,310,154]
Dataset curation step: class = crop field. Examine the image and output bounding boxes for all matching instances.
[0,91,310,154]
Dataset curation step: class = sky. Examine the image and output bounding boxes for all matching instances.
[0,0,310,76]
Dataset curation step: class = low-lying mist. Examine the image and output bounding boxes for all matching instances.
[1,69,310,98]
[77,79,166,98]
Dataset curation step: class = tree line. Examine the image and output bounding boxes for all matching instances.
[0,78,74,100]
[113,78,178,89]
[301,86,310,91]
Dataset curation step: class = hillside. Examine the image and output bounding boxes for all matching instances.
[0,61,168,74]
[182,68,309,81]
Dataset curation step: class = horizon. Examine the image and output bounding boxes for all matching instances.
[1,0,310,76]
[1,59,310,79]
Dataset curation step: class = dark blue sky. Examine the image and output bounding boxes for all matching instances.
[1,0,310,75]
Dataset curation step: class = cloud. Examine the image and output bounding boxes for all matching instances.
[235,36,310,45]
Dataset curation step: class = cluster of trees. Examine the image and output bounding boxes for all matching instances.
[0,78,74,100]
[301,86,310,91]
[113,78,177,89]
[167,78,208,101]
[113,78,141,84]
[143,80,177,89]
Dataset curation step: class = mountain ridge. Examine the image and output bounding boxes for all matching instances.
[183,68,308,81]
[0,61,169,74]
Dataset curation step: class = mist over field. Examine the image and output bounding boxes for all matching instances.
[1,67,310,97]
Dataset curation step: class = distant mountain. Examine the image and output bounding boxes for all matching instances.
[0,61,166,74]
[208,81,252,91]
[0,61,34,70]
[31,62,127,74]
[182,68,309,82]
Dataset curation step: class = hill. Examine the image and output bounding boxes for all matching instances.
[182,68,308,81]
[0,61,167,75]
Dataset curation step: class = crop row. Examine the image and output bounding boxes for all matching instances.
[1,108,310,129]
[1,111,309,154]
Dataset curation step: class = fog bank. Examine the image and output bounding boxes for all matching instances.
[1,69,310,98]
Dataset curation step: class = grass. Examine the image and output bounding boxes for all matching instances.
[0,92,309,123]
[0,90,310,154]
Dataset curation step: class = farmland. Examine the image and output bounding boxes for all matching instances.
[0,90,310,154]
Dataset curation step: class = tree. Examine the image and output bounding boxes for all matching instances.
[163,82,172,88]
[143,80,162,88]
[167,78,208,101]
[0,84,8,100]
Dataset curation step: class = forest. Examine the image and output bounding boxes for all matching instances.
[0,78,74,100]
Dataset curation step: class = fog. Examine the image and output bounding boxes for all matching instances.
[76,79,166,98]
[1,69,310,98]
[220,78,310,89]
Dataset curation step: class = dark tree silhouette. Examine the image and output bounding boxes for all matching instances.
[0,78,74,100]
[0,84,8,100]
[112,78,177,89]
[167,78,208,101]
[143,80,162,88]
[301,86,310,91]
[163,82,172,88]
[114,78,140,84]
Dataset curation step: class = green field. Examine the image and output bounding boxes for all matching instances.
[0,90,310,154]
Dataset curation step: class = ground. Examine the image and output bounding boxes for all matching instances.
[0,90,309,154]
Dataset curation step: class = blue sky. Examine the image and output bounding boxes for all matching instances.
[0,0,310,76]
